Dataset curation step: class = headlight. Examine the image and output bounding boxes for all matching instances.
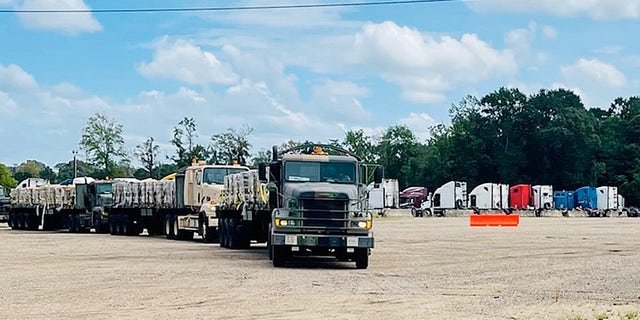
[275,218,297,227]
[353,220,372,230]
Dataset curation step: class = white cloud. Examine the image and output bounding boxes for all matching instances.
[0,64,38,91]
[398,112,437,142]
[468,0,640,20]
[137,38,239,86]
[347,21,516,104]
[16,0,102,34]
[0,91,19,115]
[561,58,627,88]
[311,79,371,121]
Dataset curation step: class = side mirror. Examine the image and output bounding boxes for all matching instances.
[258,163,267,181]
[374,166,383,184]
[269,162,281,183]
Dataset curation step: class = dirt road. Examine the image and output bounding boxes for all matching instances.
[1,217,639,320]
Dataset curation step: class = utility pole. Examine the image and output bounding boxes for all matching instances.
[72,150,78,178]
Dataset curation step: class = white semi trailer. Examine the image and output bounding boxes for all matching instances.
[468,183,509,210]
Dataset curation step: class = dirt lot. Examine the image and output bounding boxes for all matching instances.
[1,217,639,320]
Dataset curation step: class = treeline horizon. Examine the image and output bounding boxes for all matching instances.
[1,87,639,205]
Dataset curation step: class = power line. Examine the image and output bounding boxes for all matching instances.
[0,0,461,14]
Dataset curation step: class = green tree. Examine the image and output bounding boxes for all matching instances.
[135,137,160,179]
[343,129,378,163]
[12,160,56,183]
[210,125,253,165]
[0,163,17,188]
[54,160,96,182]
[79,113,128,179]
[171,117,209,167]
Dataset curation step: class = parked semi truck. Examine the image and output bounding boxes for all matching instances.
[214,144,380,268]
[468,183,509,211]
[95,162,250,241]
[8,177,97,231]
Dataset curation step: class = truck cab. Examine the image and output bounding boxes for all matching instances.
[261,144,382,269]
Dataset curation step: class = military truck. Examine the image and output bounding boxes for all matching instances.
[0,186,10,223]
[8,177,97,232]
[216,144,381,269]
[97,162,249,241]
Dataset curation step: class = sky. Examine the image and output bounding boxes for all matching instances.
[1,0,639,168]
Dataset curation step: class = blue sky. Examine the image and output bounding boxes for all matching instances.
[1,0,639,168]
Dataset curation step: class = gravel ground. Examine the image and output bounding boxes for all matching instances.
[1,217,639,320]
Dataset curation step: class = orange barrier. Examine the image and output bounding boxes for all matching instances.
[470,214,519,227]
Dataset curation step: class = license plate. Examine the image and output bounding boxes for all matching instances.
[285,235,297,245]
[347,237,359,247]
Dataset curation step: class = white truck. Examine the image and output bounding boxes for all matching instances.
[532,185,554,210]
[468,183,509,211]
[421,181,468,215]
[97,162,250,241]
[596,186,619,216]
[366,178,399,213]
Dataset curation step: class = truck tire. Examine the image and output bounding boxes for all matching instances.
[18,213,26,230]
[122,215,130,236]
[109,216,117,235]
[355,248,369,269]
[67,215,76,233]
[93,213,105,234]
[218,217,226,247]
[165,215,174,239]
[228,218,239,249]
[272,245,288,267]
[199,216,217,243]
[267,224,273,260]
[456,199,463,209]
[28,214,39,231]
[8,212,14,229]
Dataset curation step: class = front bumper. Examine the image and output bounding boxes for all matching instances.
[272,233,374,248]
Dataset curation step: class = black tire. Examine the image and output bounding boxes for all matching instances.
[227,218,238,249]
[267,223,273,260]
[93,213,105,234]
[355,248,369,269]
[68,215,76,233]
[272,245,288,267]
[455,199,463,209]
[122,215,130,236]
[165,214,174,239]
[109,215,117,235]
[8,212,15,229]
[543,203,551,210]
[200,216,217,243]
[411,208,417,217]
[218,217,227,248]
[18,213,26,230]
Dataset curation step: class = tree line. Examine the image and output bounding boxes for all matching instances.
[1,87,639,205]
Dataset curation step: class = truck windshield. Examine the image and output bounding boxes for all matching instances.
[203,168,248,184]
[95,183,112,194]
[285,161,356,183]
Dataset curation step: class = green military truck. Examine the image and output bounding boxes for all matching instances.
[217,144,382,269]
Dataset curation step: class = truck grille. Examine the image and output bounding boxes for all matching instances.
[300,198,348,229]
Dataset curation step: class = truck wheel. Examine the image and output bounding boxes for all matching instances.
[218,218,227,248]
[18,213,26,230]
[67,215,76,233]
[93,213,104,234]
[200,217,216,243]
[267,224,273,260]
[272,245,288,268]
[109,216,117,235]
[8,213,14,229]
[165,215,174,239]
[355,248,369,269]
[227,218,238,249]
[122,215,130,236]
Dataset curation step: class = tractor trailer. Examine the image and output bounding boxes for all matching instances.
[214,144,381,269]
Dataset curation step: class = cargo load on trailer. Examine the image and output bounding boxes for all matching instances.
[0,186,10,222]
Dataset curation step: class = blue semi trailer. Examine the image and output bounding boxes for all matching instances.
[554,190,575,211]
[575,186,597,210]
